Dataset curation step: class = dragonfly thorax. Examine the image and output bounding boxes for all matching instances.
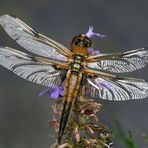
[71,54,84,72]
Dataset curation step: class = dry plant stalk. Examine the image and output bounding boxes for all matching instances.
[50,91,113,148]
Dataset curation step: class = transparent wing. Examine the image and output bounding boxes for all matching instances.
[87,48,148,73]
[0,46,66,87]
[0,14,71,61]
[85,76,148,101]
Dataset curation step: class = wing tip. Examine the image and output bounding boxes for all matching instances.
[0,14,10,20]
[0,14,18,22]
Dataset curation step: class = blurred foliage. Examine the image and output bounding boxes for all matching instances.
[105,104,138,148]
[142,132,148,145]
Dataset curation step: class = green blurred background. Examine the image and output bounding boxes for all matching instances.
[0,0,148,147]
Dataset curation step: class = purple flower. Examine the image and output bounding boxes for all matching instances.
[95,78,112,91]
[86,26,105,56]
[38,85,64,100]
[86,26,106,38]
[99,82,112,90]
[88,47,101,55]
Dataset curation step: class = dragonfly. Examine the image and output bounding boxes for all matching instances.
[0,14,148,144]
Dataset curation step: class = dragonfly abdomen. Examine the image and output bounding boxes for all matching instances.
[65,70,82,102]
[58,70,82,144]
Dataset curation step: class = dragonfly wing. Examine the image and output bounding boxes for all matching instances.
[0,14,70,61]
[87,48,148,73]
[85,76,148,100]
[0,46,66,87]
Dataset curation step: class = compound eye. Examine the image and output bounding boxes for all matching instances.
[74,38,81,45]
[83,39,90,47]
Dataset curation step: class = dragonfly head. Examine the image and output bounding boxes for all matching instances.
[71,34,92,56]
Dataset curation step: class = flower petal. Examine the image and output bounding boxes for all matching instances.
[86,26,106,38]
[38,84,65,99]
[50,90,60,99]
[96,78,113,90]
[88,47,101,55]
[38,88,52,97]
